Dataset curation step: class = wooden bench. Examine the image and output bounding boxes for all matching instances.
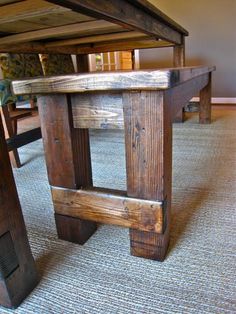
[12,66,215,261]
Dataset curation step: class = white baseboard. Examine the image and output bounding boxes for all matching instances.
[192,97,236,104]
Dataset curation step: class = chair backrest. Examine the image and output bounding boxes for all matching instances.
[39,54,75,76]
[0,53,43,79]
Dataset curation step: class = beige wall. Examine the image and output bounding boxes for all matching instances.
[140,0,236,97]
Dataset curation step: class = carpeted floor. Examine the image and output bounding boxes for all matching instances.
[1,109,236,314]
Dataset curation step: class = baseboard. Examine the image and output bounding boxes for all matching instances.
[192,97,236,104]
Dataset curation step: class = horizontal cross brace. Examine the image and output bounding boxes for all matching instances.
[51,186,166,233]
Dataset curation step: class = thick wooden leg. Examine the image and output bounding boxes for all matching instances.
[173,37,185,123]
[55,214,97,245]
[38,94,97,244]
[199,73,212,124]
[0,116,38,308]
[123,91,172,261]
[0,106,21,168]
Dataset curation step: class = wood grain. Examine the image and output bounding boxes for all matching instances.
[12,66,216,95]
[0,20,121,45]
[0,0,70,24]
[123,90,172,261]
[47,0,182,44]
[52,187,165,233]
[0,0,188,55]
[71,92,124,129]
[46,31,147,47]
[38,94,97,242]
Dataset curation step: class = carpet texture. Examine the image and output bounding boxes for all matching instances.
[1,109,236,314]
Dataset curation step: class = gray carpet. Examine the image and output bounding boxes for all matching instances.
[1,109,236,313]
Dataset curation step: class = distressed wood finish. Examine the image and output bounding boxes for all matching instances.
[71,93,123,129]
[37,93,97,243]
[70,73,210,129]
[0,20,122,46]
[173,36,185,122]
[199,72,212,124]
[11,66,215,265]
[166,73,210,122]
[52,187,165,233]
[123,90,172,261]
[46,31,148,47]
[47,0,183,44]
[12,66,215,95]
[0,0,188,55]
[0,116,38,308]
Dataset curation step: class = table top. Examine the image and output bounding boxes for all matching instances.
[12,66,215,95]
[0,0,188,55]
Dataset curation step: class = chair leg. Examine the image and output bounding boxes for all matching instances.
[12,119,18,135]
[0,106,21,168]
[0,115,38,308]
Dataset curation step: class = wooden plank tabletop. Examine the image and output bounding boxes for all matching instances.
[12,66,215,95]
[0,0,188,54]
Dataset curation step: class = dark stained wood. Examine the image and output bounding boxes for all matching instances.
[123,90,172,261]
[54,214,97,245]
[37,54,97,244]
[71,92,124,129]
[0,115,38,308]
[199,72,212,124]
[0,0,188,56]
[164,73,210,122]
[37,94,97,243]
[12,66,215,95]
[76,54,89,73]
[7,127,42,152]
[47,0,183,44]
[131,0,188,35]
[0,38,173,55]
[10,66,214,265]
[46,31,147,47]
[0,20,121,46]
[52,187,165,233]
[173,35,185,123]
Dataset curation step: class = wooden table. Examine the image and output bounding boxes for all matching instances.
[0,0,204,309]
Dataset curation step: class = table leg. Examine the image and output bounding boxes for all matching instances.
[38,94,97,244]
[199,73,212,124]
[123,91,172,261]
[173,37,185,123]
[0,116,38,308]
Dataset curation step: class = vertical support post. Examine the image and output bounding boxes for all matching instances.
[123,90,172,261]
[0,115,38,308]
[43,54,96,244]
[199,72,212,124]
[39,54,96,244]
[0,106,21,168]
[38,93,97,244]
[173,36,185,123]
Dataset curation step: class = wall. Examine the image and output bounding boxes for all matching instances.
[140,0,236,98]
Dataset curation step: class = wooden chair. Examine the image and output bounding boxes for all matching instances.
[0,53,43,167]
